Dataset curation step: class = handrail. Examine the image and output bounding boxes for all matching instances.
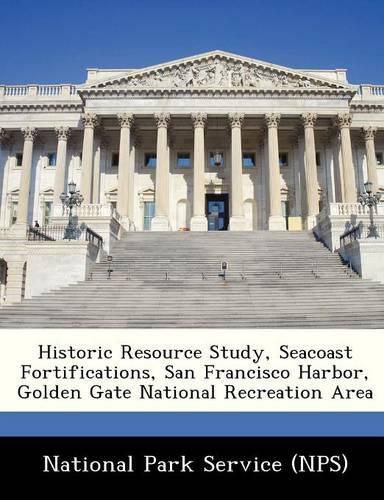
[340,225,361,247]
[27,224,103,248]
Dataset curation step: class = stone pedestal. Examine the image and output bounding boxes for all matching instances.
[151,216,170,231]
[229,215,247,231]
[268,215,286,231]
[190,215,208,231]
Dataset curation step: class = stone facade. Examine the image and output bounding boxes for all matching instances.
[1,50,384,302]
[0,50,384,234]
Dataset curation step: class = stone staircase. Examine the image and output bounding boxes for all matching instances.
[1,231,384,328]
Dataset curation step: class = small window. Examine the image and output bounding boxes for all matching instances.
[44,201,52,225]
[376,152,383,166]
[15,153,23,167]
[78,152,82,166]
[243,153,256,168]
[47,153,56,167]
[316,152,321,167]
[10,202,17,225]
[209,151,224,167]
[279,152,288,168]
[112,152,119,167]
[143,201,155,230]
[144,153,157,168]
[177,152,191,168]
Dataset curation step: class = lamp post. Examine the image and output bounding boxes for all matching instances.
[60,181,84,240]
[358,181,382,238]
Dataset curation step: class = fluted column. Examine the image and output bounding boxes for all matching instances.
[117,113,135,220]
[17,127,37,225]
[0,129,9,226]
[362,127,379,193]
[191,113,207,231]
[53,127,71,204]
[302,113,318,228]
[80,113,98,203]
[265,114,285,230]
[151,113,170,231]
[335,113,356,203]
[228,113,247,230]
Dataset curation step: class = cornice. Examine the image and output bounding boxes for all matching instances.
[79,87,355,99]
[350,103,384,112]
[0,102,83,113]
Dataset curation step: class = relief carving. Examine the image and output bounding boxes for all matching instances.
[122,56,316,90]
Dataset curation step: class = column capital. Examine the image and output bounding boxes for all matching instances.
[228,112,244,128]
[21,127,37,142]
[81,113,99,129]
[361,126,377,141]
[265,113,281,128]
[55,126,71,141]
[301,113,317,128]
[118,113,135,129]
[334,113,353,129]
[154,113,171,129]
[191,112,207,128]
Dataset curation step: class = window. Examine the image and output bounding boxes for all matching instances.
[112,152,119,167]
[209,151,224,168]
[144,153,157,168]
[15,153,23,167]
[176,152,191,168]
[47,153,56,167]
[10,202,17,225]
[143,201,155,230]
[44,201,52,225]
[279,153,288,168]
[243,153,256,168]
[79,153,82,166]
[316,152,321,167]
[376,152,384,166]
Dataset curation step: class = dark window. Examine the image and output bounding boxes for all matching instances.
[177,152,191,168]
[279,152,288,168]
[243,153,256,168]
[316,152,321,166]
[376,152,383,165]
[79,153,82,165]
[144,153,157,168]
[15,153,23,167]
[47,153,56,166]
[209,151,224,167]
[112,153,119,167]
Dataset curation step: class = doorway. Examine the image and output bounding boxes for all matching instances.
[206,194,229,230]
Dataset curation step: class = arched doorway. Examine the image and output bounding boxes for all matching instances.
[0,259,8,305]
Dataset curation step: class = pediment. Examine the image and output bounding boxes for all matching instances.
[82,50,352,94]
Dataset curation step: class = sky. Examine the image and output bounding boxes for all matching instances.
[1,0,383,85]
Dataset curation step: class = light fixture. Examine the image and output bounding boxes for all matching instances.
[364,181,373,195]
[213,151,222,167]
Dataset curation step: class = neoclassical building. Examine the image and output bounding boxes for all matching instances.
[1,50,384,305]
[0,49,383,235]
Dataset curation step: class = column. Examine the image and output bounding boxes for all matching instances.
[151,113,170,231]
[0,129,9,226]
[92,136,101,204]
[16,127,37,226]
[229,112,247,230]
[53,127,71,204]
[117,113,135,220]
[80,113,99,203]
[265,114,285,230]
[362,126,379,193]
[335,113,356,203]
[302,113,318,229]
[191,112,208,231]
